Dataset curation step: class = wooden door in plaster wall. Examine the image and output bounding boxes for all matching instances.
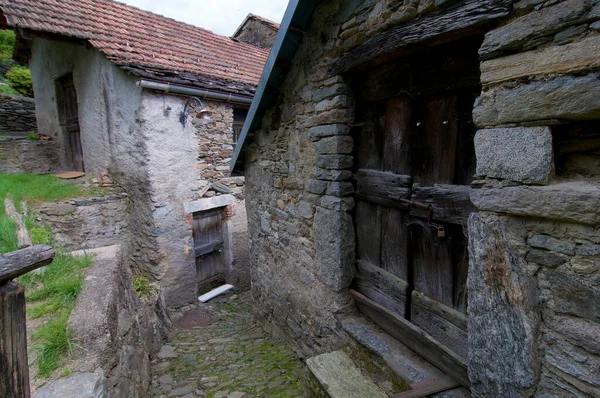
[193,208,226,294]
[350,36,482,384]
[58,74,84,172]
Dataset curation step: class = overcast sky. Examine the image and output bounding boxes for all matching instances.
[118,0,289,36]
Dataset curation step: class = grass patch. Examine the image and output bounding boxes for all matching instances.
[26,133,40,141]
[32,311,73,377]
[20,253,92,377]
[0,173,85,254]
[133,275,158,300]
[0,173,100,377]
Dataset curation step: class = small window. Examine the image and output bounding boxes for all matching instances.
[233,108,248,145]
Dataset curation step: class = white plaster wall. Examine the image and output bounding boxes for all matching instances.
[29,38,142,174]
[138,91,202,307]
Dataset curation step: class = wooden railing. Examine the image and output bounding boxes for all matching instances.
[0,245,55,398]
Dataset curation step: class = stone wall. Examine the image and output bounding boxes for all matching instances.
[467,1,600,396]
[0,94,37,132]
[233,17,278,49]
[37,196,128,251]
[244,0,600,395]
[245,0,361,355]
[0,136,60,174]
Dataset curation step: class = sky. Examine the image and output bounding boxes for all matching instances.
[118,0,289,36]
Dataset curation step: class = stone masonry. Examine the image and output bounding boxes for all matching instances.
[243,0,600,396]
[0,93,37,132]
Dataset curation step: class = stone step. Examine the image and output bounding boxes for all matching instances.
[306,350,388,398]
[340,315,470,398]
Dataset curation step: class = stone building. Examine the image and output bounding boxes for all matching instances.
[233,14,281,49]
[0,0,274,308]
[233,0,600,396]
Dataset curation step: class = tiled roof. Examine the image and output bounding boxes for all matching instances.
[0,0,270,89]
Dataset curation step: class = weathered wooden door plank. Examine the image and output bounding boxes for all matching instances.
[354,260,409,318]
[409,184,475,225]
[411,290,468,360]
[351,289,470,388]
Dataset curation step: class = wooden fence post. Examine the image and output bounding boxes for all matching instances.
[0,245,55,398]
[0,282,30,398]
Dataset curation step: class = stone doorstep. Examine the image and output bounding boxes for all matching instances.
[306,351,387,398]
[339,315,470,398]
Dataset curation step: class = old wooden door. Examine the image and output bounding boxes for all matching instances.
[350,37,482,384]
[193,209,226,293]
[59,75,84,172]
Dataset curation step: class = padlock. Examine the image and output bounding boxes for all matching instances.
[437,228,446,238]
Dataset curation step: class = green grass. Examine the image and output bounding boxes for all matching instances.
[19,253,92,377]
[0,172,95,377]
[0,173,84,254]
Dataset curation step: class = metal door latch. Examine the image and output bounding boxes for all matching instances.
[429,222,446,238]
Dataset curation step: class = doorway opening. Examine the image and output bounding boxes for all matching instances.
[56,74,84,172]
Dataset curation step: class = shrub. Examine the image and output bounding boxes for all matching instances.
[0,30,15,62]
[5,65,33,97]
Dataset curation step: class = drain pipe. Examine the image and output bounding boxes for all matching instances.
[136,79,253,105]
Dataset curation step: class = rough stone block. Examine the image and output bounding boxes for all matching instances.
[33,371,106,398]
[317,154,353,170]
[474,127,554,185]
[314,207,355,292]
[479,0,591,57]
[319,195,355,211]
[315,95,353,113]
[306,179,328,195]
[297,201,314,219]
[326,182,354,197]
[306,351,387,398]
[473,74,600,127]
[481,35,600,86]
[525,249,567,268]
[314,168,352,181]
[470,183,600,225]
[313,136,354,155]
[308,124,351,139]
[528,235,575,255]
[467,213,540,397]
[312,84,350,103]
[539,270,600,321]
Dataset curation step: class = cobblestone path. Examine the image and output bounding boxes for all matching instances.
[150,292,308,398]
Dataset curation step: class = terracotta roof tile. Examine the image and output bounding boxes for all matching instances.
[0,0,270,88]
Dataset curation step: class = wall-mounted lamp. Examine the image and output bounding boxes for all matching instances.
[180,97,212,127]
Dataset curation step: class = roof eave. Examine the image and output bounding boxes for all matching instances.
[230,0,318,173]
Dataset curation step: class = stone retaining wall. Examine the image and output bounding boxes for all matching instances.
[0,137,60,174]
[0,93,37,132]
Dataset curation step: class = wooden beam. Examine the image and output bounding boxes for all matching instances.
[331,0,513,74]
[412,290,468,360]
[355,169,412,207]
[0,282,30,398]
[4,197,31,249]
[354,260,409,318]
[409,184,476,225]
[350,289,470,388]
[0,245,55,286]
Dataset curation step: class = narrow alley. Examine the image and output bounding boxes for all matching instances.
[150,292,308,398]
